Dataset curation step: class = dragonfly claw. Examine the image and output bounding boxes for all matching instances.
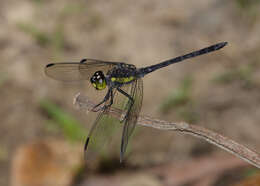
[91,104,108,112]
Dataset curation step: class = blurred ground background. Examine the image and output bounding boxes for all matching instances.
[1,0,260,186]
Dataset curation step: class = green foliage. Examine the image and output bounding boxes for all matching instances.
[61,3,85,16]
[32,0,44,5]
[159,76,200,123]
[17,23,51,46]
[213,64,254,88]
[236,0,260,9]
[17,22,66,52]
[52,24,66,51]
[176,107,199,124]
[243,168,259,177]
[40,99,87,141]
[235,0,260,24]
[0,144,8,161]
[160,76,193,113]
[0,73,8,88]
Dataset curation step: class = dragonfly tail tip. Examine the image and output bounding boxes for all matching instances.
[84,137,90,151]
[215,41,228,51]
[222,41,228,47]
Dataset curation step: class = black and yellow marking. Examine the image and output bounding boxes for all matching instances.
[111,76,135,83]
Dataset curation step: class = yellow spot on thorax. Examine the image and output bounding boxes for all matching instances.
[111,77,116,81]
[111,76,135,83]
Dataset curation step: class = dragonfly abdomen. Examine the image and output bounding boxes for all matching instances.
[138,42,228,77]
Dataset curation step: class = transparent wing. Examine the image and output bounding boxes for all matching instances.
[120,78,143,161]
[83,85,132,160]
[45,58,119,81]
[83,89,120,160]
[72,79,142,161]
[84,110,120,160]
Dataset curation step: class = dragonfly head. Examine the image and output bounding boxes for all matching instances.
[90,71,107,90]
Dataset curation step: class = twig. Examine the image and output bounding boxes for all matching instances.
[73,93,260,169]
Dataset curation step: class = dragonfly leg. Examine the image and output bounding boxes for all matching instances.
[117,87,134,121]
[92,88,112,112]
[106,90,114,107]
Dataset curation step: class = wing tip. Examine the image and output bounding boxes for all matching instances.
[83,137,90,161]
[46,63,55,68]
[120,151,124,163]
[120,137,126,163]
[84,137,90,151]
[80,59,87,63]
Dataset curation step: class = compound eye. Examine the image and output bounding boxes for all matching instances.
[90,76,96,84]
[95,71,102,77]
[90,71,106,90]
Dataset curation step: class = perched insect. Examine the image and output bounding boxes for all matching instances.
[45,42,228,162]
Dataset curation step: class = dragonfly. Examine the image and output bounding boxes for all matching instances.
[45,41,228,162]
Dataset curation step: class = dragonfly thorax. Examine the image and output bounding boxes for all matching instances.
[90,71,107,90]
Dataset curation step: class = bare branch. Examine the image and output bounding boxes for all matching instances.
[73,93,260,169]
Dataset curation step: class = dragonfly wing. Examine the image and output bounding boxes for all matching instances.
[120,78,143,162]
[45,58,119,81]
[84,89,122,160]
